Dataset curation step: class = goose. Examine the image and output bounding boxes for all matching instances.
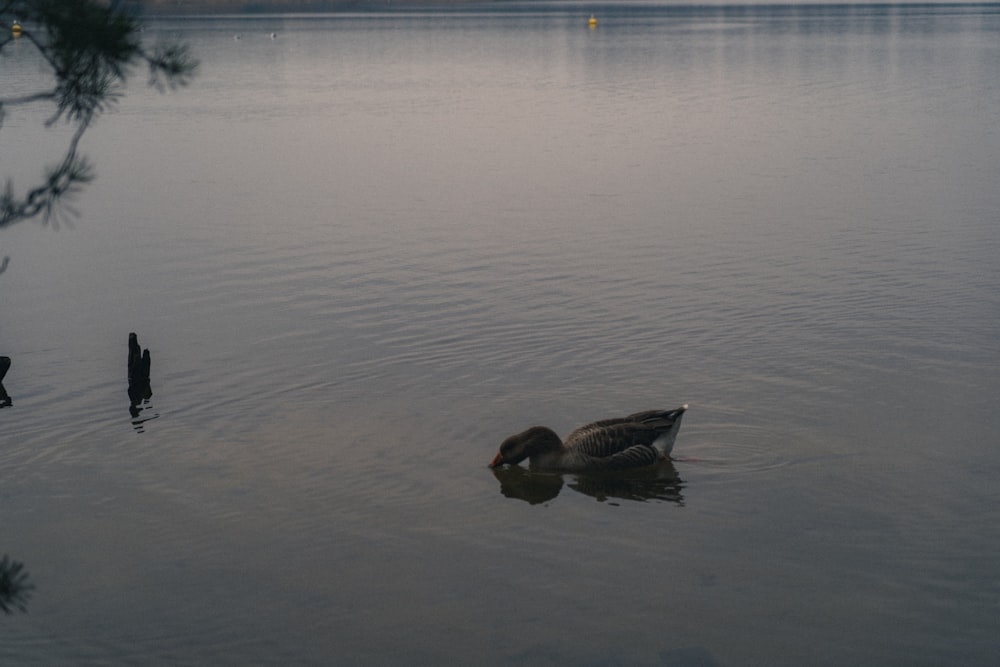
[489,405,688,471]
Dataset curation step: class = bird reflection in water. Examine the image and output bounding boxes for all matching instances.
[127,332,158,432]
[0,554,33,614]
[492,461,685,506]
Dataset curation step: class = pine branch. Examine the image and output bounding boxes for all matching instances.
[0,0,197,229]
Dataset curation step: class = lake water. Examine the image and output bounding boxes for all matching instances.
[2,3,999,665]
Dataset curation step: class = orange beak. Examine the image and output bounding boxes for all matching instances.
[489,451,504,468]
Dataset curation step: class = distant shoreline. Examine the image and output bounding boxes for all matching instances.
[127,0,521,16]
[123,0,990,17]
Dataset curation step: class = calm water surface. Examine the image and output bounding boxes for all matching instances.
[2,4,999,665]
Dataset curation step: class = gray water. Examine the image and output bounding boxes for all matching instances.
[2,4,999,665]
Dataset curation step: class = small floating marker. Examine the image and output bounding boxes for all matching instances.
[588,14,597,28]
[11,20,22,37]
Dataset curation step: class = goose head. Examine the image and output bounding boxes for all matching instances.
[489,426,562,468]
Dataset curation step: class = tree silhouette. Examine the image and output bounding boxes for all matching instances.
[0,554,33,614]
[0,0,197,259]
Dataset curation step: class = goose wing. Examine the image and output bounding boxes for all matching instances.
[565,408,684,447]
[587,442,663,470]
[564,421,665,461]
[565,416,639,444]
[625,408,687,430]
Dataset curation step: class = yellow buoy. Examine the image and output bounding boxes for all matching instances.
[588,15,597,28]
[11,21,22,37]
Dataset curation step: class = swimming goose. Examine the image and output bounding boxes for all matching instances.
[489,405,688,471]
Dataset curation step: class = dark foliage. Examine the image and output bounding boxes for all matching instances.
[0,554,33,614]
[0,0,197,232]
